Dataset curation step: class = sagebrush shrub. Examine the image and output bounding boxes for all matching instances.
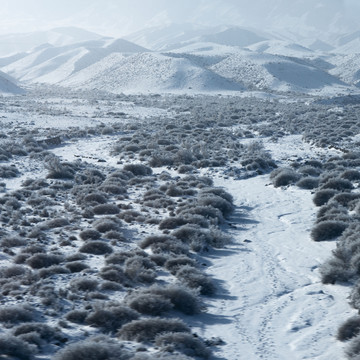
[0,265,27,278]
[92,204,120,215]
[26,253,64,269]
[321,178,354,191]
[79,241,113,255]
[93,218,121,233]
[165,257,197,274]
[0,305,34,324]
[85,304,139,332]
[319,257,352,284]
[139,235,177,250]
[0,335,36,360]
[311,220,347,241]
[345,335,360,359]
[198,194,233,217]
[127,294,173,315]
[272,169,300,187]
[159,217,188,230]
[82,193,108,205]
[38,265,70,278]
[43,217,70,229]
[176,266,215,295]
[338,317,360,341]
[123,164,152,176]
[155,332,211,359]
[99,265,129,284]
[313,189,338,207]
[296,177,319,190]
[13,322,64,346]
[200,187,233,204]
[70,278,99,292]
[139,284,201,315]
[65,261,89,273]
[118,318,190,342]
[79,228,101,240]
[65,310,88,324]
[53,337,132,360]
[1,236,26,248]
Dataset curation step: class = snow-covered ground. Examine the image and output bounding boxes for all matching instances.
[0,88,358,359]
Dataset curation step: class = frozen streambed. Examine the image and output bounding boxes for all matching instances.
[196,173,354,360]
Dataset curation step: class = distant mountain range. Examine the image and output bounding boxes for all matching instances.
[1,25,360,95]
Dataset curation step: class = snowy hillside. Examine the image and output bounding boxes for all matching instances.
[246,40,314,58]
[61,52,244,93]
[329,54,360,87]
[210,51,350,94]
[2,38,148,84]
[0,71,25,94]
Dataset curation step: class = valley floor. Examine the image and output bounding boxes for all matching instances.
[0,90,358,359]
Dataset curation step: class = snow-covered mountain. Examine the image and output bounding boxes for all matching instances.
[329,54,360,87]
[125,24,268,51]
[0,71,25,94]
[0,27,105,57]
[210,51,348,94]
[61,52,244,93]
[2,38,148,84]
[1,23,360,96]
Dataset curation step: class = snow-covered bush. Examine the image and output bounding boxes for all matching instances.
[0,165,19,178]
[155,332,211,359]
[92,204,120,215]
[65,261,89,273]
[79,229,101,241]
[0,335,36,360]
[45,157,76,180]
[123,164,152,176]
[313,189,338,207]
[337,317,360,341]
[0,305,35,324]
[319,257,352,284]
[345,335,360,359]
[70,278,99,292]
[272,168,300,187]
[79,241,113,255]
[296,177,319,190]
[320,178,354,191]
[93,218,121,233]
[99,265,129,284]
[311,220,347,241]
[0,265,27,278]
[164,257,197,274]
[53,337,131,360]
[65,310,88,324]
[85,304,139,332]
[13,322,65,348]
[176,266,215,295]
[81,192,108,206]
[137,284,201,315]
[126,294,173,315]
[26,254,64,269]
[118,318,190,342]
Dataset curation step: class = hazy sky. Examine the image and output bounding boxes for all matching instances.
[0,0,360,37]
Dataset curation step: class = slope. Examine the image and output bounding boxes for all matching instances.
[1,38,148,84]
[329,54,360,87]
[210,51,349,94]
[0,71,25,94]
[61,52,244,93]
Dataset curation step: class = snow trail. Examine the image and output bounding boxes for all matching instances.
[198,175,354,360]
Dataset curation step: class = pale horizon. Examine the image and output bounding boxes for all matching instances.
[0,0,360,39]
